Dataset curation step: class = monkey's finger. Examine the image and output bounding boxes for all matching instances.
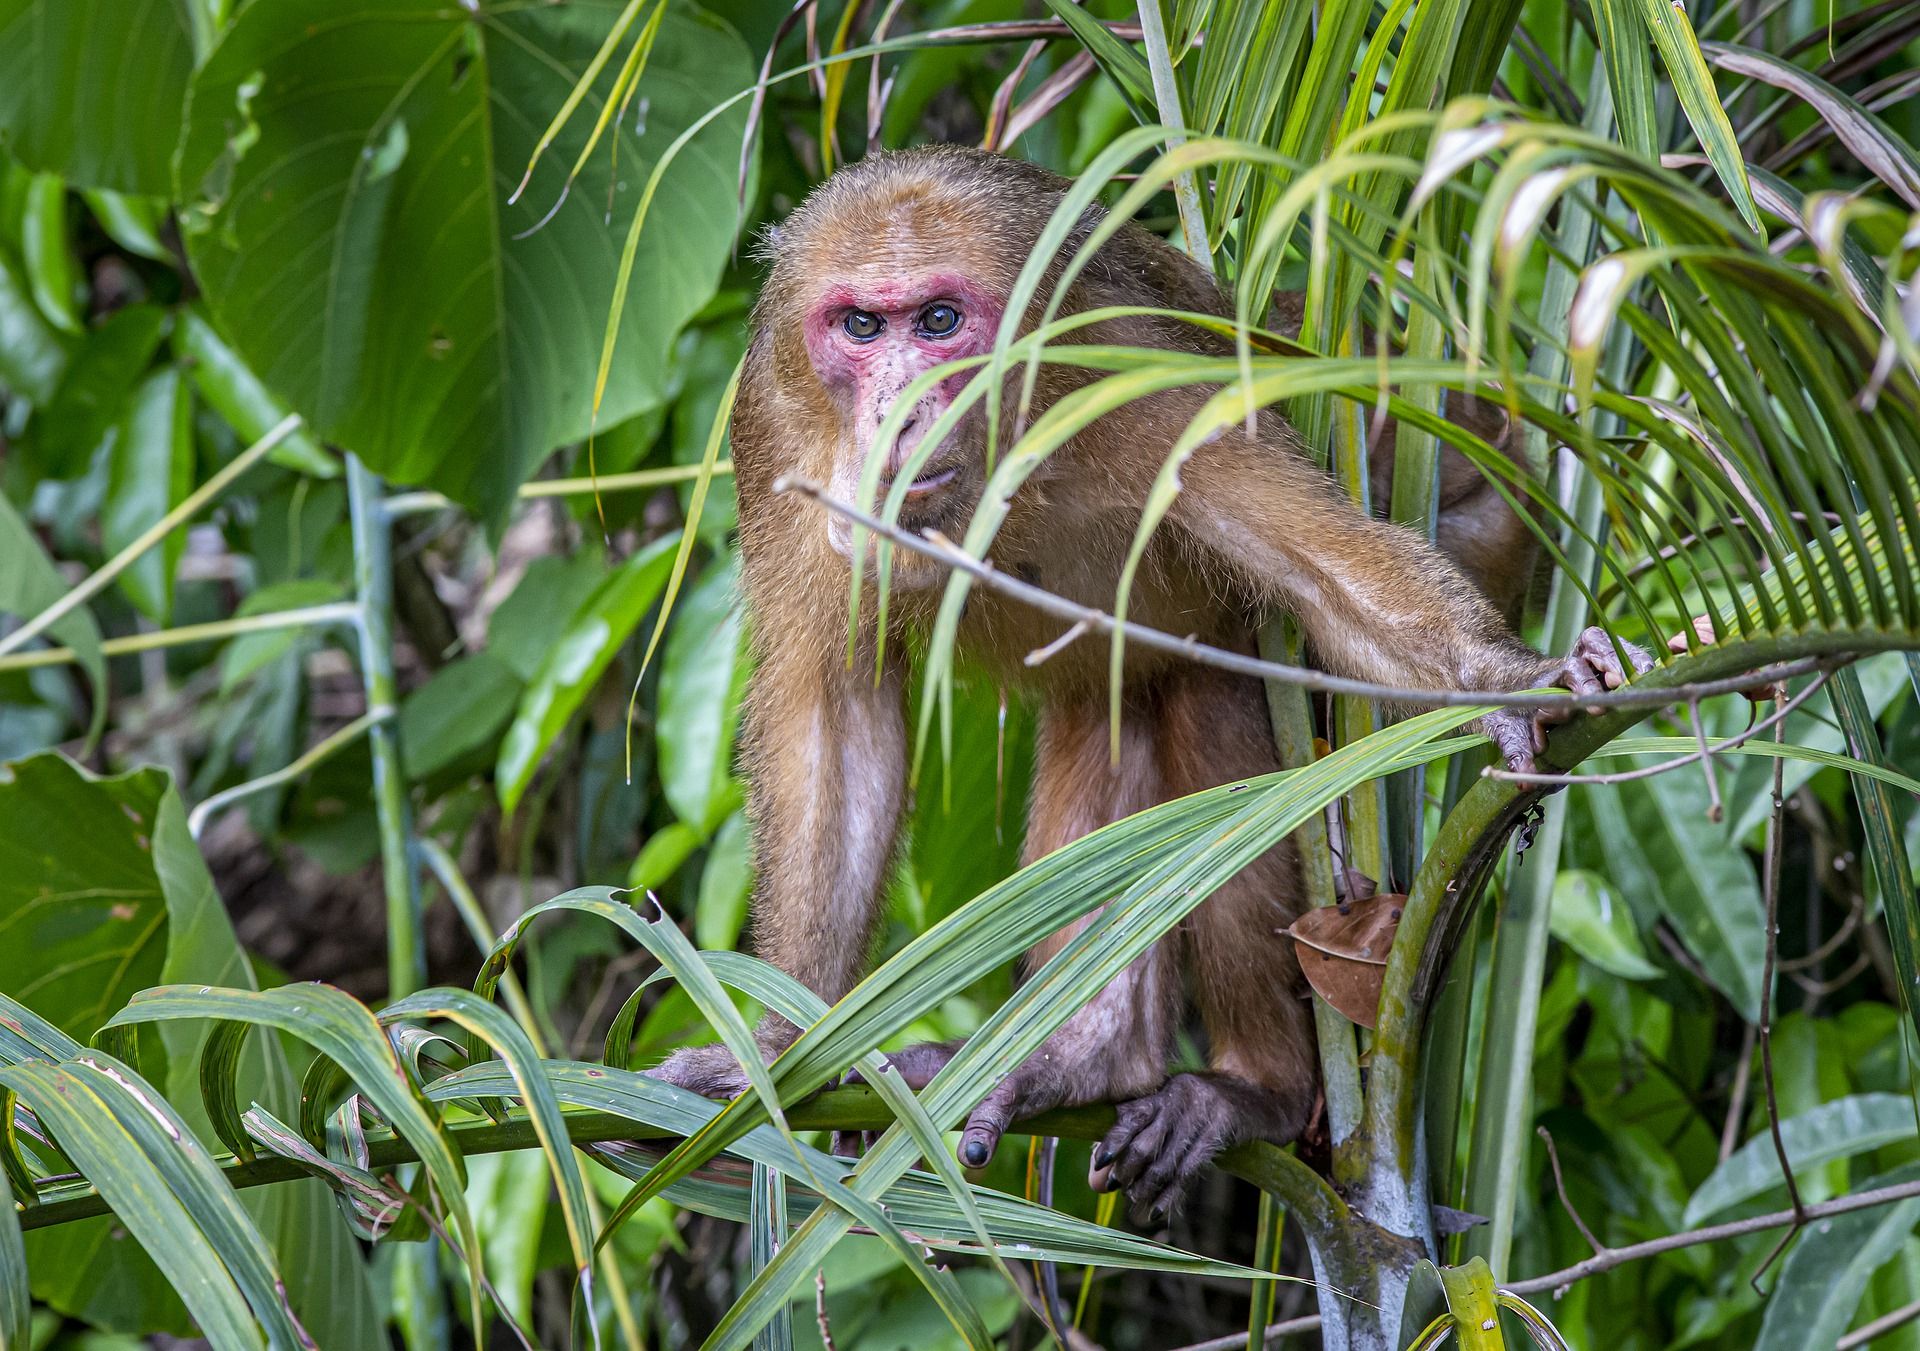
[830,1131,863,1159]
[1482,711,1536,774]
[960,1084,1020,1168]
[1091,1102,1153,1192]
[1107,1112,1173,1193]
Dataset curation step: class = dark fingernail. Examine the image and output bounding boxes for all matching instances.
[963,1139,989,1166]
[1094,1146,1114,1169]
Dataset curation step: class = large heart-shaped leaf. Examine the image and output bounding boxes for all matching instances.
[0,0,194,194]
[176,0,752,521]
[0,755,380,1345]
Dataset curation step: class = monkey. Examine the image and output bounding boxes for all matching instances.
[652,145,1648,1222]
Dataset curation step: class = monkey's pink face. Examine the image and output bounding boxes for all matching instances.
[803,272,1004,578]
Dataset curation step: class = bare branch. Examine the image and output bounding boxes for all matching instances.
[1752,695,1805,1291]
[1538,1126,1605,1257]
[779,476,1835,713]
[1487,668,1837,786]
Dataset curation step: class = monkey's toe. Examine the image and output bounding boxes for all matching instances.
[649,1043,754,1100]
[1091,1076,1233,1226]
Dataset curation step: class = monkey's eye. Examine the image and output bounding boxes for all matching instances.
[916,302,961,339]
[842,309,885,342]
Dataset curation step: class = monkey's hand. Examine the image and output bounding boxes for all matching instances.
[1482,624,1655,774]
[1089,1073,1311,1226]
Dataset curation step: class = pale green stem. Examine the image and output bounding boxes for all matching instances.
[187,708,388,840]
[0,414,303,661]
[347,455,425,999]
[1133,0,1211,271]
[0,602,363,674]
[383,460,734,517]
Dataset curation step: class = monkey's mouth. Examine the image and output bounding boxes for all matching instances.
[904,466,958,496]
[882,465,959,498]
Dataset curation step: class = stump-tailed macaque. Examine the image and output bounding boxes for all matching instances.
[654,146,1647,1221]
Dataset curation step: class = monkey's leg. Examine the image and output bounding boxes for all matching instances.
[1092,667,1318,1224]
[954,695,1182,1169]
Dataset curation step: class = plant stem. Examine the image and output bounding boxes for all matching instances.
[382,460,734,517]
[347,456,424,999]
[0,414,303,661]
[188,708,389,840]
[0,601,362,674]
[1132,0,1210,269]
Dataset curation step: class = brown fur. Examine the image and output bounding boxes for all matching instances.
[657,146,1630,1217]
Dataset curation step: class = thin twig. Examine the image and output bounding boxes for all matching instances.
[1779,893,1862,972]
[1507,1176,1920,1299]
[1837,1295,1920,1349]
[1158,1313,1322,1351]
[1691,699,1724,822]
[1488,669,1837,784]
[816,1270,838,1351]
[1751,692,1805,1291]
[1537,1126,1605,1257]
[1025,619,1090,666]
[779,476,1833,713]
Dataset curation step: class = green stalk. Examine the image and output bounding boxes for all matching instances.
[346,456,425,999]
[0,601,362,674]
[382,459,733,517]
[1134,0,1212,269]
[188,708,388,840]
[0,414,303,661]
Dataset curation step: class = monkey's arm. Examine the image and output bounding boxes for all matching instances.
[1172,437,1645,768]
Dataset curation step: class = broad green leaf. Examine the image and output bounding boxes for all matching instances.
[1755,1165,1920,1351]
[0,1056,274,1351]
[19,173,78,334]
[1548,869,1661,980]
[173,307,334,478]
[0,245,69,403]
[82,188,172,262]
[0,0,193,193]
[0,496,102,739]
[695,810,753,952]
[102,367,193,622]
[488,549,613,683]
[0,757,378,1345]
[657,551,748,834]
[497,532,679,813]
[33,303,167,477]
[0,757,173,1045]
[398,651,522,780]
[464,1150,550,1330]
[1685,1094,1919,1225]
[175,0,752,521]
[1575,770,1764,1020]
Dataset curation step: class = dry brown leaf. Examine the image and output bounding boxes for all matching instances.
[1285,893,1405,1030]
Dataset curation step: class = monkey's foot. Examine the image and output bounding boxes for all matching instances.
[843,1039,959,1092]
[649,1042,757,1099]
[1486,624,1655,773]
[1089,1073,1308,1226]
